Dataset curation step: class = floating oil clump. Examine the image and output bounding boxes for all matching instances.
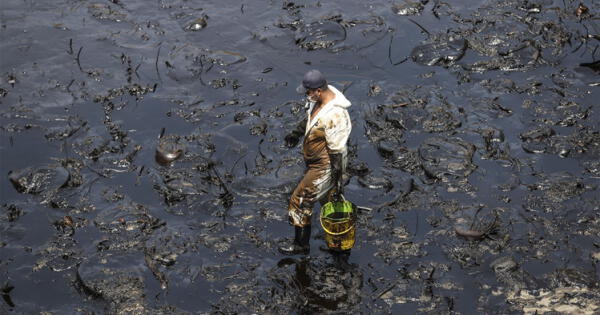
[411,39,467,66]
[8,165,70,194]
[155,134,185,166]
[391,2,424,16]
[184,17,208,31]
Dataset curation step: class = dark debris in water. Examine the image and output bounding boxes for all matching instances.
[8,165,70,195]
[411,38,467,67]
[391,2,425,16]
[184,17,208,32]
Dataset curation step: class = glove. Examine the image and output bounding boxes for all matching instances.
[284,133,300,148]
[329,153,344,202]
[284,117,307,148]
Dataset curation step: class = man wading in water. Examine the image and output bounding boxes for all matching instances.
[279,70,352,255]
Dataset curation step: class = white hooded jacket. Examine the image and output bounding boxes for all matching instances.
[304,85,352,154]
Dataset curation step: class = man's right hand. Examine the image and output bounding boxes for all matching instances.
[285,133,300,148]
[285,117,307,148]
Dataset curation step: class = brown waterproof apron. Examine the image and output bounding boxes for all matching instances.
[288,121,339,227]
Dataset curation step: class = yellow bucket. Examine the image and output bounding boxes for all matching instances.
[320,200,356,251]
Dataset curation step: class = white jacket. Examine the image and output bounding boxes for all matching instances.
[304,85,352,154]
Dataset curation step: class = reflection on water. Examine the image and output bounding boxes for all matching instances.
[276,253,362,313]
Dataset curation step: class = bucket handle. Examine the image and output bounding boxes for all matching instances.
[319,215,354,236]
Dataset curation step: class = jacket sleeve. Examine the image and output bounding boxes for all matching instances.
[324,109,351,154]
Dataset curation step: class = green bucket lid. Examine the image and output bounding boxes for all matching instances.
[321,200,354,219]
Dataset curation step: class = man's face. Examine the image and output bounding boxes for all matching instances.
[306,88,321,103]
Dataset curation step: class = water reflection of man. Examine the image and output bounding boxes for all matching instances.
[279,70,352,255]
[276,257,363,310]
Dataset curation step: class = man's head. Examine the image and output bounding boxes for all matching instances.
[297,69,328,102]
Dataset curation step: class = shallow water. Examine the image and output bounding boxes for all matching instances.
[1,0,599,313]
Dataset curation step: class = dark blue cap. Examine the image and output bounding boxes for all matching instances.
[296,69,327,94]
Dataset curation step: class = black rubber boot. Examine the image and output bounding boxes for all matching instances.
[279,225,311,255]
